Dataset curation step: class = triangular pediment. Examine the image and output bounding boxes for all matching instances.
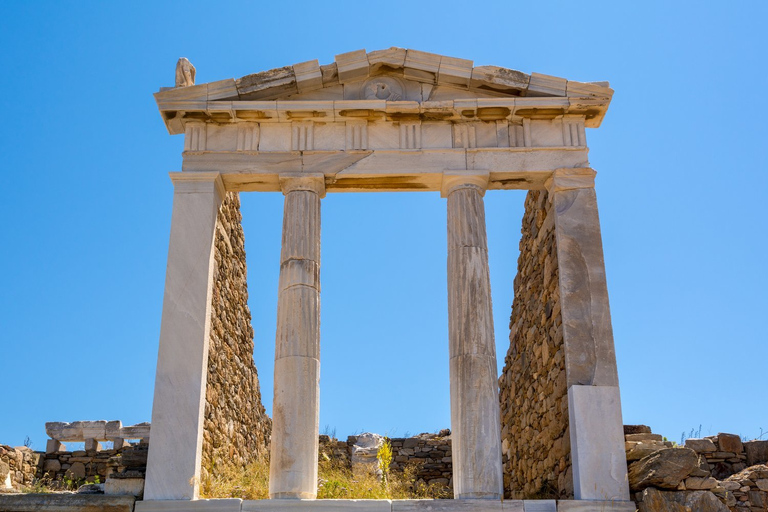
[155,48,614,133]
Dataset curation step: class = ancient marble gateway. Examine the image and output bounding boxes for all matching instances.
[139,48,633,512]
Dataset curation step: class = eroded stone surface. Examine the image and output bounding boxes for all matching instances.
[175,58,196,87]
[628,448,698,491]
[636,488,728,512]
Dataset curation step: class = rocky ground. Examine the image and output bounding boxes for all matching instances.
[624,425,768,511]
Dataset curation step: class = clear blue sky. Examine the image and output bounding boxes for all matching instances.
[1,1,766,450]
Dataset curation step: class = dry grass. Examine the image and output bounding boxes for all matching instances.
[200,457,452,500]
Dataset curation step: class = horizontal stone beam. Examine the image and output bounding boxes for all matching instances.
[180,148,588,193]
[45,421,150,442]
[158,97,609,134]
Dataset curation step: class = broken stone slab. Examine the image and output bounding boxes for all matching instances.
[685,438,717,453]
[0,494,135,512]
[628,448,699,491]
[636,488,729,512]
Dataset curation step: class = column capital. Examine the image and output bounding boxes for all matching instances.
[544,167,596,196]
[169,172,225,198]
[279,173,326,198]
[440,171,490,198]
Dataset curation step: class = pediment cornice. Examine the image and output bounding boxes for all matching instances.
[155,48,613,134]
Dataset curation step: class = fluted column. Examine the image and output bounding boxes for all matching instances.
[144,172,224,501]
[546,168,630,501]
[269,173,324,499]
[443,172,503,500]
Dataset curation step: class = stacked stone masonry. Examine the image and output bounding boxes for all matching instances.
[202,192,271,478]
[39,443,147,485]
[498,189,571,500]
[318,432,453,490]
[624,425,768,511]
[0,445,41,491]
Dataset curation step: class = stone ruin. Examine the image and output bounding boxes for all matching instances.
[140,47,629,512]
[6,48,766,512]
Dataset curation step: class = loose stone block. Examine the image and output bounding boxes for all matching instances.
[105,477,145,498]
[745,440,768,466]
[717,433,743,454]
[84,439,101,452]
[627,448,698,491]
[45,439,64,454]
[685,438,717,453]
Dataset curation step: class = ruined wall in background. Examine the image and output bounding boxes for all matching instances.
[202,192,271,477]
[0,445,41,490]
[499,190,571,499]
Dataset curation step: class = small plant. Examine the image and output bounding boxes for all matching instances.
[23,436,32,449]
[377,438,393,487]
[680,424,703,445]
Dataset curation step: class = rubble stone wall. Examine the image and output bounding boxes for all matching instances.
[624,425,768,512]
[202,192,271,476]
[499,189,571,499]
[0,445,41,490]
[38,443,147,485]
[319,432,453,490]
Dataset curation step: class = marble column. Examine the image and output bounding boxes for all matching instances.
[546,167,630,501]
[269,173,325,499]
[442,172,503,500]
[144,172,224,501]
